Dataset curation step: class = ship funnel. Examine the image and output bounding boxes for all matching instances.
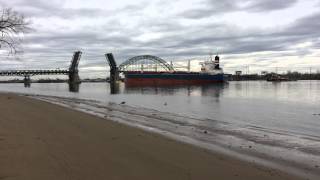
[215,55,220,69]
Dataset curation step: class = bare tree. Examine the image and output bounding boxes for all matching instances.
[0,8,29,54]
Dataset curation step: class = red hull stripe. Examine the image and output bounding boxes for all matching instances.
[125,78,224,86]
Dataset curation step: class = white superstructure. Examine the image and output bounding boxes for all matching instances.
[200,55,223,75]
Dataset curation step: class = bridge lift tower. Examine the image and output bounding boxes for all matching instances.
[68,51,82,84]
[105,53,119,82]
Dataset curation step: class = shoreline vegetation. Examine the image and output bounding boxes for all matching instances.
[0,93,306,180]
[229,72,320,81]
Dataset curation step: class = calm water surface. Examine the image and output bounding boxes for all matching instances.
[0,81,319,137]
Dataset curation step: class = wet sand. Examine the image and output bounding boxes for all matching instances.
[0,93,305,180]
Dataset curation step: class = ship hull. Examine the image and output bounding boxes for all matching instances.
[124,72,225,86]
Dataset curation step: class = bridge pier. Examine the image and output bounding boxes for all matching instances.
[24,75,31,87]
[110,81,120,94]
[68,73,80,84]
[68,82,80,92]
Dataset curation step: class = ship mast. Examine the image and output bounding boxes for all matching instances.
[209,52,213,62]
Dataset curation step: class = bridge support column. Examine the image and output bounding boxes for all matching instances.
[68,82,80,92]
[69,73,80,84]
[110,81,120,94]
[24,75,31,87]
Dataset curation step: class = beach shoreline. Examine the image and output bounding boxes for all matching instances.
[0,93,309,179]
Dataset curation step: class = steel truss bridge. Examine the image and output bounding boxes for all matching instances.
[0,70,69,76]
[0,52,174,86]
[118,55,174,72]
[105,53,175,82]
[0,51,82,84]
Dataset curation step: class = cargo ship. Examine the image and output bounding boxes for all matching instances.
[124,55,226,86]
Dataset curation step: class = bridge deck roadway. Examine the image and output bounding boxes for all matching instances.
[0,70,70,76]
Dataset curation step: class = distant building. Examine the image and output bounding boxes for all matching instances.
[235,71,242,75]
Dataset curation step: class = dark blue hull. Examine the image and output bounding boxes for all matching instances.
[124,71,225,86]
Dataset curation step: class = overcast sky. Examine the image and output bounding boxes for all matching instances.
[0,0,320,77]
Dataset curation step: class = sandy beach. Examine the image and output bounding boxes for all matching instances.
[0,93,305,180]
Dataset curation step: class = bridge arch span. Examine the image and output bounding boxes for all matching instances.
[119,55,174,72]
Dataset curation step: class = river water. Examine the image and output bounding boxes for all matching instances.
[1,81,319,137]
[1,81,320,178]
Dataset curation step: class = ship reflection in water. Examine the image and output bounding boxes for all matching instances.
[21,81,227,97]
[116,82,227,100]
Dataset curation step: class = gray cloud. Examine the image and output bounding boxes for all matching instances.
[0,0,319,76]
[180,0,298,19]
[245,0,298,12]
[0,0,148,20]
[15,11,320,70]
[158,11,320,56]
[279,12,320,37]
